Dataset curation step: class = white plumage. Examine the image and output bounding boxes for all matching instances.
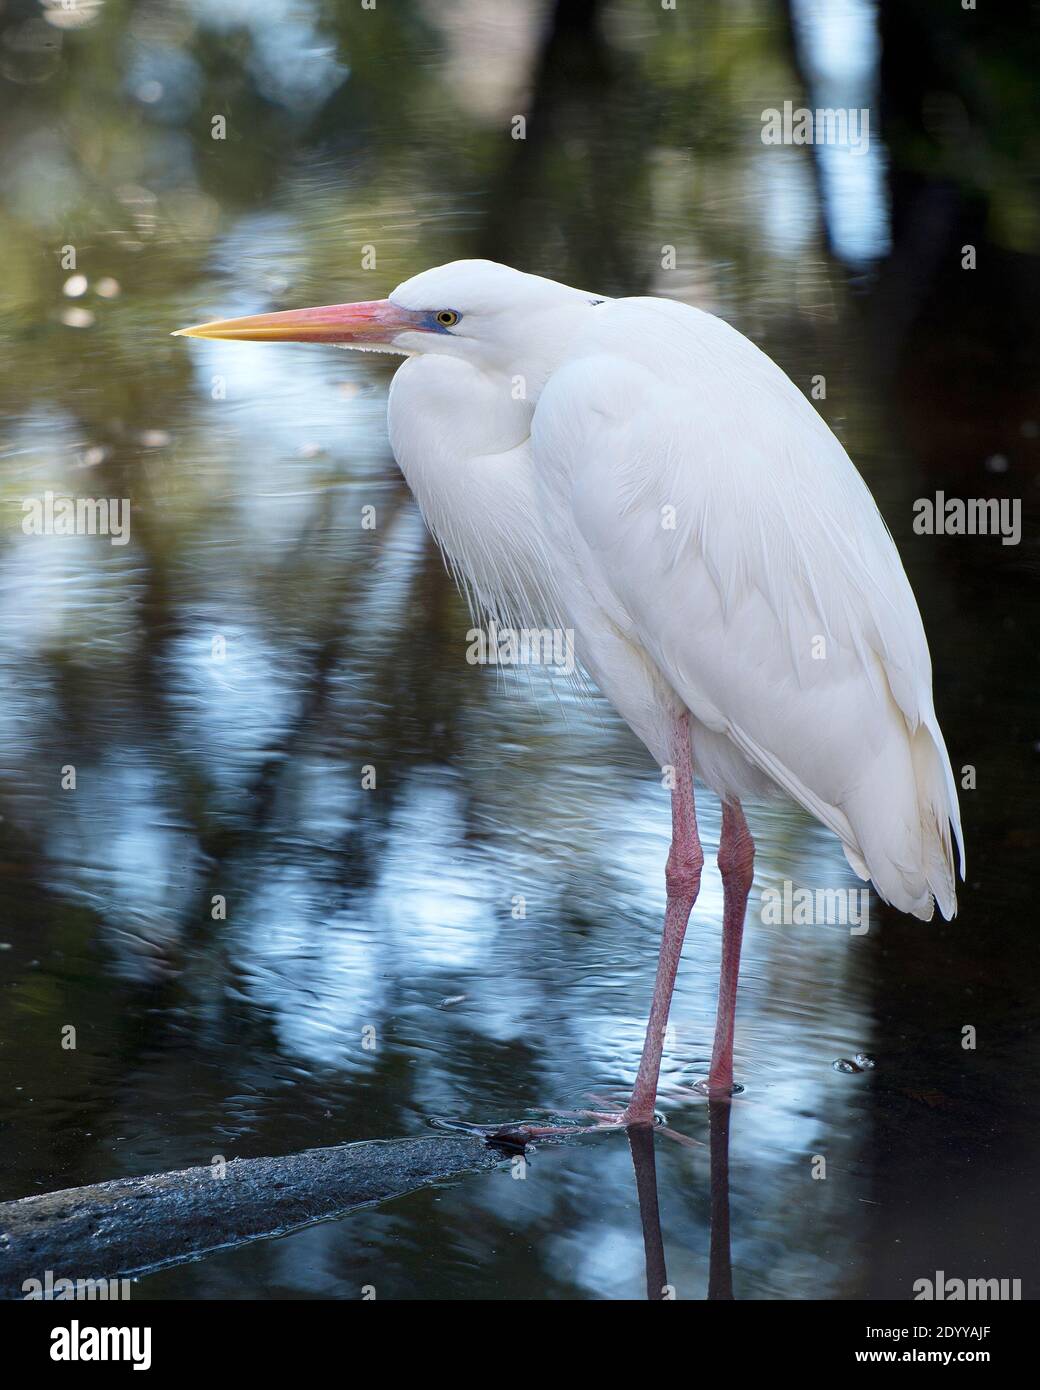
[385,260,964,921]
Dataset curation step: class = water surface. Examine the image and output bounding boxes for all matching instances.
[1,0,1037,1301]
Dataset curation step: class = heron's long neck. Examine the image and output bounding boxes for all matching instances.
[388,355,559,629]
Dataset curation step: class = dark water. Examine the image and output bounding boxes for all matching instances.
[1,0,1037,1300]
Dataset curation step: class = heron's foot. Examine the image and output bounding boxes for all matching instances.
[580,1088,674,1128]
[575,1103,703,1148]
[483,1110,665,1145]
[430,1100,668,1150]
[428,1113,628,1151]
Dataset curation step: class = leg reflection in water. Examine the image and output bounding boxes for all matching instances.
[627,1124,669,1300]
[626,1099,736,1300]
[707,1099,734,1300]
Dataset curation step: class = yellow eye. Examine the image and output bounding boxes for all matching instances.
[436,309,459,328]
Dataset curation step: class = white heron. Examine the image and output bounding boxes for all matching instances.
[177,259,964,1124]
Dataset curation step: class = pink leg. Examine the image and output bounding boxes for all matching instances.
[706,800,754,1096]
[624,710,703,1126]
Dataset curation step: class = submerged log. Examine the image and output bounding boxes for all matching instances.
[0,1135,503,1298]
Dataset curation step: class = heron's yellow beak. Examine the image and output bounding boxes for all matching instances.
[173,298,423,345]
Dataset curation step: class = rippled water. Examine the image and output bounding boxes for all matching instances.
[1,0,1037,1300]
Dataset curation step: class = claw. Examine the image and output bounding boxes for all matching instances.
[657,1125,705,1149]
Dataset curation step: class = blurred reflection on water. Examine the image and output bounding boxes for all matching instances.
[1,0,1037,1299]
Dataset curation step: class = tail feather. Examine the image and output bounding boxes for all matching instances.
[840,716,962,922]
[911,718,963,920]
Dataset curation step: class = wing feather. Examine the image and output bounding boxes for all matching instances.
[532,298,964,918]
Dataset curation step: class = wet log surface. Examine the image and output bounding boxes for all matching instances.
[0,1136,503,1298]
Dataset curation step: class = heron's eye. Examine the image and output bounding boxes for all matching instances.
[435,309,460,328]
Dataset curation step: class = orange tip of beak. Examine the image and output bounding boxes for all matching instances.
[172,300,419,344]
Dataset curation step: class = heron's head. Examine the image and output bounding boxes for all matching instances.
[175,259,604,376]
